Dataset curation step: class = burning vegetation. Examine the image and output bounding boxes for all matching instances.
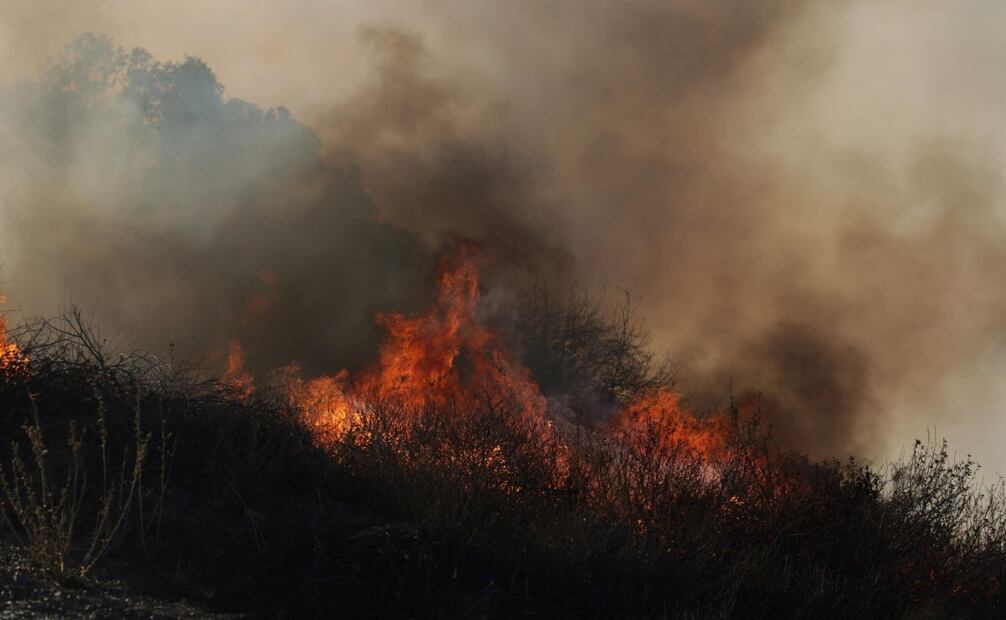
[0,295,27,379]
[285,243,548,441]
[0,250,1005,617]
[220,243,741,471]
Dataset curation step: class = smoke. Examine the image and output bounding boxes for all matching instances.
[0,34,432,375]
[2,1,1006,465]
[313,1,876,456]
[319,1,1006,462]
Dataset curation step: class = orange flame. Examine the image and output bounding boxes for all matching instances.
[265,246,734,469]
[281,366,357,440]
[356,244,545,416]
[281,244,546,438]
[220,338,255,400]
[0,292,27,378]
[608,388,732,458]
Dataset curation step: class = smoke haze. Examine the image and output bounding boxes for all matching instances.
[2,0,1006,468]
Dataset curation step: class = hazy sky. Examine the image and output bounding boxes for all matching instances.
[3,0,1006,473]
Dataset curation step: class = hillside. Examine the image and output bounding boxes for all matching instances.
[0,306,1003,618]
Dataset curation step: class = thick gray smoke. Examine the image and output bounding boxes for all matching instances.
[3,1,1006,465]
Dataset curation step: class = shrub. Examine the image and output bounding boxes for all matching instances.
[0,394,149,582]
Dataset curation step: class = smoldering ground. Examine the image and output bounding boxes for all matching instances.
[3,1,1006,464]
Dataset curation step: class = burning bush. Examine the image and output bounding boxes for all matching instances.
[0,257,1004,617]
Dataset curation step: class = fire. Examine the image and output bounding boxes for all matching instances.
[609,388,732,458]
[226,245,738,473]
[220,338,255,400]
[215,268,282,399]
[0,292,27,378]
[275,245,733,455]
[280,243,547,439]
[355,244,545,417]
[282,367,357,440]
[355,253,482,408]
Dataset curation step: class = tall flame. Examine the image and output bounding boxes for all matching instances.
[356,244,544,415]
[284,244,546,438]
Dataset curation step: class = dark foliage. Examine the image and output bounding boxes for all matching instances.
[517,285,673,417]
